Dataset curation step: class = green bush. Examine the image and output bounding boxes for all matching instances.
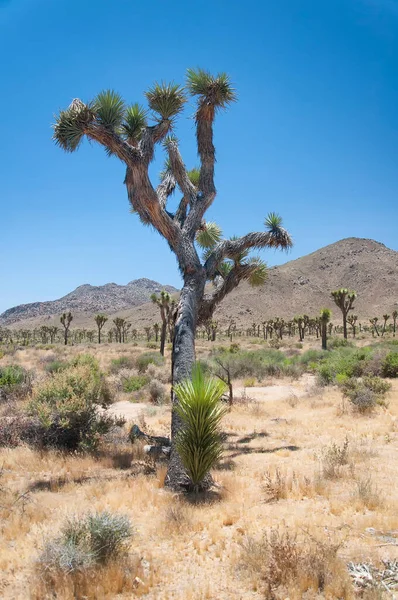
[0,365,27,387]
[363,376,391,396]
[109,355,135,373]
[382,352,398,378]
[174,365,228,492]
[122,375,148,392]
[328,338,353,349]
[0,364,31,401]
[45,360,68,374]
[341,376,390,413]
[136,352,165,373]
[27,357,117,450]
[39,511,133,572]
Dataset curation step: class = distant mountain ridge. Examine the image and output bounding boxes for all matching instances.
[0,278,178,326]
[1,238,397,330]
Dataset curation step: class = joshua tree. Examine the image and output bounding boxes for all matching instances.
[144,326,152,342]
[320,308,331,350]
[113,317,125,343]
[47,326,58,344]
[369,317,380,337]
[94,314,108,344]
[86,330,95,343]
[153,322,160,342]
[392,310,398,337]
[121,321,131,343]
[60,312,73,345]
[226,319,236,341]
[53,69,291,490]
[151,290,172,356]
[331,289,357,339]
[382,314,390,337]
[347,314,358,338]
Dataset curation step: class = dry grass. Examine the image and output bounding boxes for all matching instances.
[1,340,398,598]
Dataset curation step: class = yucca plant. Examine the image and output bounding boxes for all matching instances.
[174,365,228,493]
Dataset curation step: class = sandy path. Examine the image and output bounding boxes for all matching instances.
[109,376,316,419]
[107,401,149,420]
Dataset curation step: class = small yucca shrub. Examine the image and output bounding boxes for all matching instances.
[39,510,133,572]
[174,365,227,492]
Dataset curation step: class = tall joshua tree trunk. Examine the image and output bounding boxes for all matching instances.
[166,270,206,489]
[53,69,292,491]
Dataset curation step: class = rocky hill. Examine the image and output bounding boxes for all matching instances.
[0,279,178,327]
[1,238,397,330]
[107,238,398,330]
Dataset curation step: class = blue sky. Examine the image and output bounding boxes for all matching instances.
[1,0,397,313]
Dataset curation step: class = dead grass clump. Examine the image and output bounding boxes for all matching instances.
[320,437,352,480]
[164,502,192,533]
[353,476,383,510]
[263,469,316,502]
[241,527,350,598]
[32,556,144,599]
[148,379,167,404]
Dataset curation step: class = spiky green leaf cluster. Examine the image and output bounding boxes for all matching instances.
[145,82,186,120]
[320,308,332,322]
[247,257,268,287]
[196,222,223,249]
[92,90,125,130]
[121,104,147,143]
[174,365,228,491]
[187,167,200,187]
[186,68,237,109]
[53,99,94,153]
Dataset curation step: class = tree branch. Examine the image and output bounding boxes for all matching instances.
[85,123,140,164]
[156,170,176,209]
[165,138,197,201]
[198,264,256,324]
[125,164,181,250]
[205,229,292,279]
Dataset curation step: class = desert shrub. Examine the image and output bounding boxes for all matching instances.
[136,352,165,373]
[45,360,68,374]
[174,365,228,492]
[297,349,325,366]
[328,337,353,349]
[382,352,398,378]
[363,376,391,396]
[147,342,157,349]
[122,374,148,392]
[316,347,373,385]
[229,343,240,353]
[109,355,135,373]
[320,438,350,479]
[294,342,303,349]
[243,377,256,387]
[241,528,348,596]
[341,376,390,413]
[27,359,118,450]
[0,364,27,387]
[39,511,133,573]
[146,362,169,383]
[148,379,167,404]
[353,476,382,510]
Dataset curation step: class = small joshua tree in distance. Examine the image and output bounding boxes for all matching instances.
[331,289,357,340]
[320,308,331,350]
[60,312,73,346]
[94,314,108,344]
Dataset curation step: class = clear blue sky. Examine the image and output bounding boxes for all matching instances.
[1,0,397,313]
